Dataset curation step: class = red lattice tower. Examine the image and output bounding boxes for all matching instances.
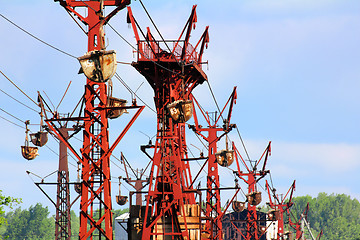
[266,180,295,239]
[128,5,209,239]
[287,202,309,240]
[233,142,271,240]
[190,88,237,239]
[50,1,138,239]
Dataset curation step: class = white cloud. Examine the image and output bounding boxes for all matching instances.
[272,141,360,172]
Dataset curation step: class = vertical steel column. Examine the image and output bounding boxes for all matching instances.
[55,128,71,240]
[54,1,130,239]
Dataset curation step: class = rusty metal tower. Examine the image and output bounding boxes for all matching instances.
[127,5,210,239]
[189,88,237,239]
[48,1,146,239]
[266,180,295,239]
[233,142,271,240]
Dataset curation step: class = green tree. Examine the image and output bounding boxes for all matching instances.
[0,190,21,227]
[292,193,360,240]
[4,203,54,240]
[70,210,79,240]
[0,191,21,239]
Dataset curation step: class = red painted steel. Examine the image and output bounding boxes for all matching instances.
[233,142,271,240]
[53,1,130,239]
[128,5,210,239]
[55,128,72,240]
[266,180,295,239]
[287,202,309,240]
[190,88,237,239]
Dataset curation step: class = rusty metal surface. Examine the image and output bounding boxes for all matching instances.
[29,131,48,147]
[21,146,39,160]
[78,50,117,82]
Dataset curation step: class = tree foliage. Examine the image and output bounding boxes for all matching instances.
[3,203,54,240]
[70,210,79,240]
[291,193,360,240]
[0,190,21,227]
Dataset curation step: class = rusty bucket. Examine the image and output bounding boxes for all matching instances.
[247,191,262,206]
[74,182,81,194]
[21,146,39,160]
[30,131,48,147]
[232,201,246,212]
[267,209,280,221]
[78,50,117,82]
[116,195,128,206]
[215,149,234,167]
[167,100,193,123]
[107,97,127,119]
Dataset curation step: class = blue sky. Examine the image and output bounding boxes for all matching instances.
[0,0,359,214]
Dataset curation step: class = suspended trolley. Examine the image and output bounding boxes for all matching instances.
[77,50,117,83]
[21,120,39,160]
[116,177,128,206]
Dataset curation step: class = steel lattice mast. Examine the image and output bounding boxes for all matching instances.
[265,180,295,239]
[128,5,210,239]
[51,1,132,239]
[190,88,237,239]
[233,142,271,240]
[55,127,72,240]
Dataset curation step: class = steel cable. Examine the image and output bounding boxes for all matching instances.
[0,88,38,113]
[0,13,77,59]
[0,70,39,107]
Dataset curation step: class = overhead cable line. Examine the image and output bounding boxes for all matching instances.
[206,81,224,122]
[56,81,72,111]
[235,125,252,163]
[0,88,38,113]
[0,13,77,59]
[114,73,156,113]
[0,107,25,123]
[0,70,38,107]
[0,114,24,129]
[138,0,180,65]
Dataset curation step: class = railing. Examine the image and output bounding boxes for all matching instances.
[137,40,198,63]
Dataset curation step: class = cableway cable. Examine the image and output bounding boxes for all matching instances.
[137,0,180,66]
[0,88,38,113]
[0,14,77,59]
[0,70,38,107]
[206,81,224,122]
[0,114,24,129]
[235,125,252,164]
[0,107,25,123]
[114,72,156,113]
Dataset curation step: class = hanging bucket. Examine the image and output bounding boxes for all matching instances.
[107,97,127,119]
[267,209,280,221]
[215,149,234,167]
[167,100,193,123]
[232,201,246,212]
[78,50,117,83]
[116,195,128,206]
[30,131,48,147]
[21,146,39,160]
[74,182,81,194]
[284,231,294,240]
[246,191,262,206]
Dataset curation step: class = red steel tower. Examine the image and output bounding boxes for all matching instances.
[233,142,271,240]
[127,5,209,239]
[49,1,143,239]
[287,202,309,240]
[190,88,237,239]
[266,180,295,239]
